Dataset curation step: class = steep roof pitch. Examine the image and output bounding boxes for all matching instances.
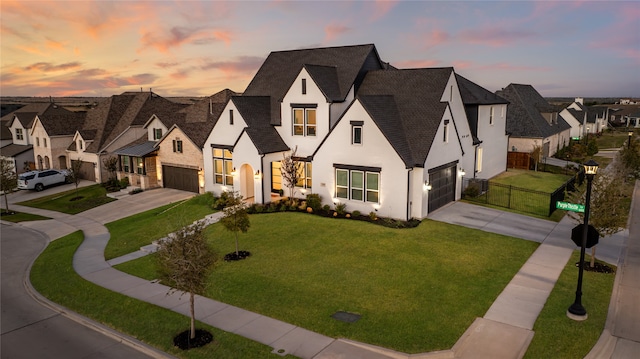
[456,74,508,105]
[0,143,33,157]
[243,44,386,124]
[35,105,86,136]
[231,96,289,154]
[356,68,453,168]
[496,84,571,138]
[1,103,50,128]
[80,92,183,153]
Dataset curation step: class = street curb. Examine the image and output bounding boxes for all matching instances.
[18,223,179,359]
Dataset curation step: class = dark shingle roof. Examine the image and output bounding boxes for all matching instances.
[356,68,453,167]
[496,84,571,138]
[231,96,289,154]
[0,143,33,157]
[114,139,157,157]
[1,103,50,128]
[456,74,508,105]
[1,120,13,140]
[567,108,584,122]
[243,44,386,124]
[36,105,86,136]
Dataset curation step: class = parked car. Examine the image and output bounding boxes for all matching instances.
[17,169,71,191]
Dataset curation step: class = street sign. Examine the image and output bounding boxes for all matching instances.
[556,201,585,213]
[571,224,599,248]
[572,137,580,141]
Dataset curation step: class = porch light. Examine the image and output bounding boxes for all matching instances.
[231,167,237,176]
[254,170,261,179]
[459,168,466,176]
[423,181,432,191]
[583,159,599,175]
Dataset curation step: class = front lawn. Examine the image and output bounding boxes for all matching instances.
[104,193,216,260]
[30,231,290,359]
[17,184,115,214]
[0,209,50,222]
[491,169,572,192]
[524,252,616,358]
[117,212,539,353]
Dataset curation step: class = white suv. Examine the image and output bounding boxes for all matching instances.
[18,169,70,191]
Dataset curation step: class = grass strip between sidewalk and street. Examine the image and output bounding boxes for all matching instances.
[524,251,616,359]
[17,184,115,214]
[30,231,295,359]
[0,209,50,222]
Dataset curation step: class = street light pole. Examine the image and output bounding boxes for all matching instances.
[567,159,599,320]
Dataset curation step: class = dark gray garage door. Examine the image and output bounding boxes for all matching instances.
[162,165,198,193]
[70,160,96,181]
[428,162,457,213]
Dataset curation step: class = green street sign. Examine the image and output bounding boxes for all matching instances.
[556,201,585,213]
[572,137,580,140]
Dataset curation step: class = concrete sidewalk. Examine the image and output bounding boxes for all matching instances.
[4,184,638,359]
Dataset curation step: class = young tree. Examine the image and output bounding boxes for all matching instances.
[530,143,542,172]
[68,160,84,199]
[156,222,216,341]
[102,156,119,181]
[280,146,302,204]
[220,191,250,258]
[0,158,18,212]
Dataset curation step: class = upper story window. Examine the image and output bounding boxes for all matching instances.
[78,140,83,150]
[501,105,505,119]
[351,121,363,145]
[229,109,234,125]
[443,119,450,143]
[36,137,40,146]
[43,138,47,148]
[16,128,23,140]
[302,79,307,95]
[173,139,183,153]
[489,107,494,126]
[212,148,233,185]
[292,106,316,136]
[153,128,163,140]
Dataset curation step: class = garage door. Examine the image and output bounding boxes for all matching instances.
[428,162,457,213]
[70,160,96,181]
[162,165,199,193]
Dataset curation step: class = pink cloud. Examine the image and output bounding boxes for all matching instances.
[393,59,440,69]
[201,56,264,76]
[139,26,235,53]
[588,4,640,64]
[23,62,83,72]
[458,27,537,47]
[324,23,352,42]
[369,0,399,22]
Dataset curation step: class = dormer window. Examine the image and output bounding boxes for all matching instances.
[78,139,83,150]
[16,128,23,141]
[443,120,450,143]
[302,79,307,95]
[351,121,363,145]
[229,109,234,125]
[489,107,494,126]
[153,128,163,140]
[291,104,317,136]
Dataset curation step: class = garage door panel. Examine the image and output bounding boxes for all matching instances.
[162,165,198,193]
[71,160,96,181]
[428,164,456,213]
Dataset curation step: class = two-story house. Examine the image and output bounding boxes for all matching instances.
[30,104,85,171]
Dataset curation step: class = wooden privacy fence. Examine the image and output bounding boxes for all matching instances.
[463,172,583,217]
[507,152,532,170]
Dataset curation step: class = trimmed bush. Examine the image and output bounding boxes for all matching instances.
[305,193,323,212]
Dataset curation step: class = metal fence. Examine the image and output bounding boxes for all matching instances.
[462,172,584,217]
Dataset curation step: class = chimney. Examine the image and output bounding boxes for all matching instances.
[575,97,584,105]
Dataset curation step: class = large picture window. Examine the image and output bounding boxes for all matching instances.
[292,108,316,136]
[335,167,379,203]
[213,148,233,185]
[293,161,312,189]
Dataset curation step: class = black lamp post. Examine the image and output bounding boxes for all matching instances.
[629,131,634,149]
[567,159,599,320]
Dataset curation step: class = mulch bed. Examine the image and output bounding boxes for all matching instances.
[576,261,615,274]
[224,251,251,261]
[173,329,213,350]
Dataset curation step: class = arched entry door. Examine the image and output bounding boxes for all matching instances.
[239,164,255,202]
[58,155,67,169]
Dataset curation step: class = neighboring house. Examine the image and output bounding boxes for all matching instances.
[114,89,236,192]
[30,103,85,170]
[609,106,640,128]
[67,91,184,183]
[585,105,609,134]
[0,143,33,174]
[1,103,52,170]
[496,84,571,157]
[203,44,508,220]
[0,120,13,148]
[560,99,586,139]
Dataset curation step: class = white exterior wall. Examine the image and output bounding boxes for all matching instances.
[277,68,330,158]
[30,118,51,169]
[203,101,247,193]
[102,127,147,153]
[560,108,583,139]
[146,117,168,141]
[68,133,102,182]
[329,86,355,129]
[314,101,409,220]
[231,133,262,201]
[475,104,508,179]
[10,121,30,145]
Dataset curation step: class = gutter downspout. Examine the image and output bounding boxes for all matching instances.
[406,167,413,221]
[260,154,265,204]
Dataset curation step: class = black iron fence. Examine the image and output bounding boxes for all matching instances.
[462,171,584,217]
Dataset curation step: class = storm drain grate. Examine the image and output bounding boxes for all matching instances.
[331,311,361,323]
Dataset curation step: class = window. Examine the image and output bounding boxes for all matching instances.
[271,162,282,191]
[153,128,162,140]
[292,108,316,136]
[123,156,130,173]
[501,105,505,119]
[43,138,47,148]
[16,128,23,140]
[477,147,483,173]
[302,79,307,94]
[443,119,449,143]
[135,158,144,175]
[36,137,40,146]
[294,161,312,189]
[489,107,494,125]
[213,148,233,185]
[173,139,183,153]
[335,167,379,203]
[351,121,363,145]
[229,109,234,125]
[78,140,83,150]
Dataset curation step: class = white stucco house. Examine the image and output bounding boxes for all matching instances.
[203,44,510,220]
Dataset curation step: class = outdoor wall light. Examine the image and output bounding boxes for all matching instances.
[254,170,261,179]
[459,168,466,176]
[373,203,380,211]
[300,188,307,194]
[231,167,237,176]
[423,181,432,191]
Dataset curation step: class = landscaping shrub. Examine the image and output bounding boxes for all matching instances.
[463,183,480,198]
[119,177,129,189]
[305,193,323,212]
[322,204,331,212]
[352,210,361,217]
[335,203,347,215]
[213,191,232,210]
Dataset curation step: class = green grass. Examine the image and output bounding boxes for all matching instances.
[492,169,572,192]
[118,212,539,353]
[524,251,616,358]
[595,131,633,149]
[0,209,50,222]
[104,193,216,260]
[30,231,293,359]
[17,184,115,214]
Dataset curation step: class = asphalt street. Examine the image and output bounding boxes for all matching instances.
[0,223,154,359]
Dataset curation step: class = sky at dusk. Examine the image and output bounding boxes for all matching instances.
[1,0,639,98]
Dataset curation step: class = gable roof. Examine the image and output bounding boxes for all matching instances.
[34,105,86,136]
[496,84,571,138]
[456,74,508,105]
[0,143,33,157]
[1,103,50,128]
[231,96,289,154]
[243,44,387,124]
[356,68,453,168]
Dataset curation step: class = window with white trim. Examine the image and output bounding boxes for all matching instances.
[352,126,362,144]
[16,128,23,140]
[489,107,494,125]
[36,137,40,146]
[153,128,162,140]
[294,161,312,189]
[293,108,316,136]
[443,119,449,143]
[213,148,233,185]
[172,139,183,153]
[335,168,379,203]
[122,156,130,173]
